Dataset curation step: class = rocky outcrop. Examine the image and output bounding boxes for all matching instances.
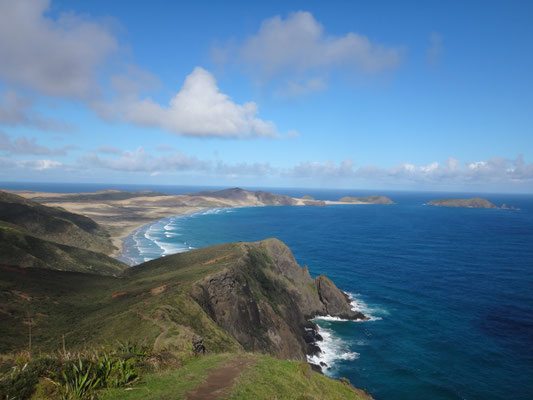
[191,239,365,362]
[501,204,517,210]
[339,195,394,204]
[427,197,498,208]
[316,275,365,320]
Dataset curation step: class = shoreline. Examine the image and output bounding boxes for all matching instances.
[115,207,219,265]
[110,206,207,260]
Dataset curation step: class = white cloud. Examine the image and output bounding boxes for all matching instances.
[94,67,278,138]
[81,147,210,172]
[80,146,274,177]
[276,77,328,98]
[284,156,533,186]
[19,159,62,170]
[426,32,444,65]
[214,11,403,93]
[0,0,117,98]
[0,131,74,155]
[0,90,74,131]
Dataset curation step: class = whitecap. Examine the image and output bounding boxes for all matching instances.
[347,292,385,321]
[306,325,359,375]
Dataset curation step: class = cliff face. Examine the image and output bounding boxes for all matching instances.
[1,236,362,367]
[191,239,365,361]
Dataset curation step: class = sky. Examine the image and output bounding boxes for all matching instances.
[0,0,532,193]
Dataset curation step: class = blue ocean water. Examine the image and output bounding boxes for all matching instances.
[2,182,532,399]
[122,190,533,400]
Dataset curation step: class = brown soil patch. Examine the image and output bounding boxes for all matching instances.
[150,284,167,295]
[186,356,256,400]
[202,254,234,265]
[111,291,128,298]
[10,290,32,301]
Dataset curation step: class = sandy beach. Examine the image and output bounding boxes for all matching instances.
[8,188,390,258]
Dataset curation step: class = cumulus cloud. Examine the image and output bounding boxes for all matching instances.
[94,67,278,138]
[284,156,533,186]
[0,90,74,131]
[0,156,62,171]
[426,32,444,65]
[81,147,210,172]
[19,159,62,170]
[79,146,275,177]
[214,11,403,94]
[0,131,74,155]
[0,0,117,98]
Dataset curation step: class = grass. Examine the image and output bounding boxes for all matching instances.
[0,342,154,399]
[0,243,244,354]
[227,355,372,400]
[99,353,372,400]
[99,353,233,400]
[0,236,375,399]
[0,222,128,276]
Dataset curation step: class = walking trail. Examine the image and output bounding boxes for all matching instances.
[186,356,257,400]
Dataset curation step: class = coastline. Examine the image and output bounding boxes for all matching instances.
[118,205,380,376]
[110,206,206,260]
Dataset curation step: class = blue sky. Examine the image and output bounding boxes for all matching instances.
[0,0,532,192]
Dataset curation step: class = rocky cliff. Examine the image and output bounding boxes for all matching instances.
[191,239,365,362]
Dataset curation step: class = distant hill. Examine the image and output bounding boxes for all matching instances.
[339,195,394,204]
[0,191,128,276]
[28,190,167,203]
[427,197,498,208]
[0,191,116,254]
[191,187,297,206]
[0,222,127,276]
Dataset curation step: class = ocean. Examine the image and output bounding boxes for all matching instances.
[3,182,532,399]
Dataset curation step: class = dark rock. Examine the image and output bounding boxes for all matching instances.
[191,239,368,361]
[307,342,322,357]
[315,275,367,320]
[309,363,323,374]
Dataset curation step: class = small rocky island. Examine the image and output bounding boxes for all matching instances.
[427,197,515,209]
[339,195,395,204]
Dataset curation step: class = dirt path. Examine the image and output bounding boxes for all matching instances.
[186,356,257,400]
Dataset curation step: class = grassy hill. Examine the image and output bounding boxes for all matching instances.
[0,191,128,276]
[0,239,372,399]
[0,191,116,254]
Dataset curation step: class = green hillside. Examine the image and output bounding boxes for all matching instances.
[0,239,371,399]
[0,191,116,254]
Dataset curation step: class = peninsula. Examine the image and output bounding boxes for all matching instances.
[7,187,392,257]
[0,192,372,399]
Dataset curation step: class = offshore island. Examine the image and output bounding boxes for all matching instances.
[427,197,516,209]
[0,188,387,399]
